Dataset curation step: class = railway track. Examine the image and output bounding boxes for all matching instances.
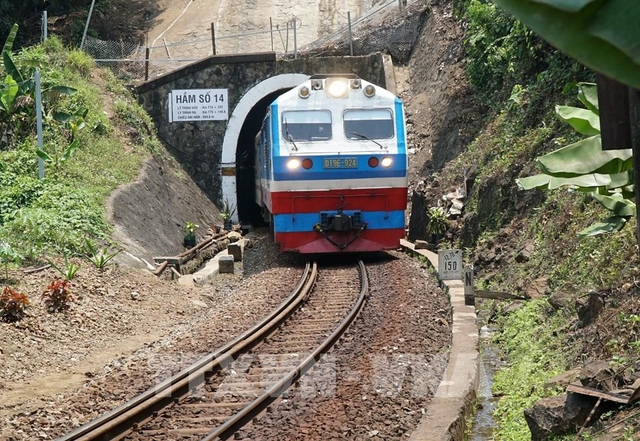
[56,260,368,441]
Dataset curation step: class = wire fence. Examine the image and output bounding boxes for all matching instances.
[75,0,423,82]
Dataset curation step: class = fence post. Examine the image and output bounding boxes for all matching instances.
[211,23,216,55]
[347,12,354,56]
[80,0,97,50]
[145,47,150,81]
[36,69,44,179]
[293,18,298,59]
[42,11,48,42]
[270,18,274,52]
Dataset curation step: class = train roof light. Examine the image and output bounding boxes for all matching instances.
[327,78,348,98]
[298,86,310,98]
[350,79,361,89]
[363,84,376,98]
[311,79,323,90]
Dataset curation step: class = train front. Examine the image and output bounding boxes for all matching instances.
[267,75,408,254]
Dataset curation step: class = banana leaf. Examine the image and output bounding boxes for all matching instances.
[516,174,550,190]
[1,24,18,56]
[493,0,640,89]
[577,82,598,114]
[591,192,636,217]
[578,216,628,236]
[537,136,633,177]
[555,105,600,136]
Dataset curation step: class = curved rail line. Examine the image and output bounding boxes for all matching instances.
[56,260,368,441]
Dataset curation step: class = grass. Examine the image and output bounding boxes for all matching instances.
[0,37,152,259]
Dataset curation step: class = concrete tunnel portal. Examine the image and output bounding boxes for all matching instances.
[221,73,309,228]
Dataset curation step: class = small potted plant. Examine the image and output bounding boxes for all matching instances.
[220,199,236,230]
[426,206,448,244]
[183,222,199,247]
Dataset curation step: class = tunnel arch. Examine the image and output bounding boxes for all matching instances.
[221,73,309,224]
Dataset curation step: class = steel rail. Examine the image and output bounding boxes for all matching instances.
[202,260,369,441]
[56,261,316,441]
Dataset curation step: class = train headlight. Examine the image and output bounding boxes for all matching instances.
[287,158,301,170]
[363,84,376,98]
[298,86,310,99]
[381,157,393,168]
[327,79,348,98]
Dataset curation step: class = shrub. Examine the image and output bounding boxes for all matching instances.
[41,278,74,312]
[85,238,121,269]
[0,286,30,322]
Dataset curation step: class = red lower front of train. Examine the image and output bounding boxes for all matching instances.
[268,187,407,254]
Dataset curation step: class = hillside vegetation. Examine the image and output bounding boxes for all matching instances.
[0,35,158,266]
[439,1,640,439]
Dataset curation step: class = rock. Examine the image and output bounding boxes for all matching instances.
[576,292,605,326]
[524,393,595,440]
[218,255,235,274]
[515,240,535,263]
[414,240,429,250]
[130,291,140,300]
[526,277,548,299]
[545,368,580,391]
[227,242,243,261]
[580,360,616,390]
[548,290,572,311]
[227,231,242,242]
[407,190,428,242]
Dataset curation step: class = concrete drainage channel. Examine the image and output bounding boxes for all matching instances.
[401,239,481,441]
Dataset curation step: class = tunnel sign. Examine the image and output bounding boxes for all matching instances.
[169,89,228,122]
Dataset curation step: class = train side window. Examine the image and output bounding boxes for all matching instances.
[344,109,394,140]
[281,110,332,142]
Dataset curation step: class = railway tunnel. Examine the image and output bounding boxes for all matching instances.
[234,89,282,227]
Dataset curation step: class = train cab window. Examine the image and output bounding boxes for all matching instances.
[281,110,332,142]
[344,109,394,140]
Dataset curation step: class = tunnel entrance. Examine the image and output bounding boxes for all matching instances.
[235,89,288,227]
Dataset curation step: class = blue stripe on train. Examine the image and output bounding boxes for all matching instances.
[274,210,405,233]
[395,97,406,154]
[272,155,407,181]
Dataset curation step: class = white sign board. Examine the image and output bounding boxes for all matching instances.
[438,249,462,280]
[169,89,228,122]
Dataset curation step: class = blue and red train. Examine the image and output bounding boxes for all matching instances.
[254,74,408,254]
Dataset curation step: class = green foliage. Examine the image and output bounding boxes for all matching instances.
[0,241,20,280]
[183,222,199,235]
[220,199,236,220]
[426,207,448,235]
[0,285,29,322]
[0,35,149,260]
[66,50,95,77]
[48,255,80,281]
[516,83,635,236]
[85,238,121,270]
[492,300,569,440]
[41,278,73,312]
[493,0,640,89]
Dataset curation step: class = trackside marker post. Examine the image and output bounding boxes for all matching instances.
[437,249,462,280]
[464,266,474,306]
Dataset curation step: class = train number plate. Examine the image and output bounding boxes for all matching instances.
[323,157,358,169]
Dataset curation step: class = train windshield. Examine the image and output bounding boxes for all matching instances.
[344,109,394,140]
[281,110,332,142]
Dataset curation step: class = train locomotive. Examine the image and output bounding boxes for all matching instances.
[254,74,408,253]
